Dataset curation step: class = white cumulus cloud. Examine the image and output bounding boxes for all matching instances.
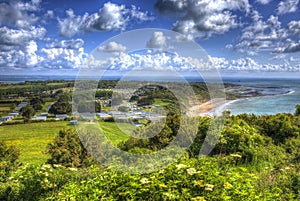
[277,0,299,15]
[155,0,250,39]
[58,2,153,37]
[0,0,40,28]
[146,32,168,49]
[97,41,128,55]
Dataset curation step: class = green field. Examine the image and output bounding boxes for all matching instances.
[0,121,72,165]
[41,101,53,112]
[0,121,132,165]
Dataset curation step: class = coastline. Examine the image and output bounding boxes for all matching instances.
[188,98,231,117]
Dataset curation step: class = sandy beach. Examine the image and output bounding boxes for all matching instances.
[187,99,227,117]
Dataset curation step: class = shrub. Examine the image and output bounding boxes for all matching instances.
[0,141,20,182]
[47,129,95,167]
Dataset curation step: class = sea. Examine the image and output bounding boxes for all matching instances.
[221,77,300,115]
[0,74,299,115]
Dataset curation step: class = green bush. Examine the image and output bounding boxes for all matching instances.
[47,129,95,167]
[0,141,20,182]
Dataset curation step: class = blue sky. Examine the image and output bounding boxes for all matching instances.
[0,0,300,75]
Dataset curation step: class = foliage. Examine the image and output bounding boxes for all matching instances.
[20,106,36,120]
[118,106,129,112]
[0,141,20,182]
[47,129,95,168]
[48,101,71,115]
[0,121,71,165]
[29,97,44,111]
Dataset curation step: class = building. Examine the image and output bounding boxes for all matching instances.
[32,116,47,121]
[9,112,19,116]
[39,113,48,117]
[96,112,112,119]
[55,114,69,120]
[18,102,28,107]
[0,116,13,122]
[70,120,78,125]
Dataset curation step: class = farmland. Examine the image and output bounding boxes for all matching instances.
[0,121,134,165]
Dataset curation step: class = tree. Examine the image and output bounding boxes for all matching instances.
[30,97,44,106]
[137,97,153,106]
[57,93,71,102]
[111,93,123,106]
[118,106,129,112]
[30,97,44,111]
[47,129,94,167]
[77,101,101,113]
[20,106,36,119]
[49,101,72,114]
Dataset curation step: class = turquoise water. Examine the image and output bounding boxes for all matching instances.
[223,78,300,115]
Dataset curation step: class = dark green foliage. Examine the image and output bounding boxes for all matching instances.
[0,141,20,182]
[110,93,123,106]
[47,129,94,167]
[49,101,71,114]
[95,90,113,99]
[57,93,71,102]
[257,114,299,145]
[29,97,44,111]
[118,106,129,112]
[119,114,180,151]
[20,106,36,119]
[213,119,265,163]
[77,101,101,113]
[137,97,154,106]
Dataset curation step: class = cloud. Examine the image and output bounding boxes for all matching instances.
[288,20,300,35]
[234,11,287,55]
[0,26,46,48]
[155,0,250,39]
[0,40,40,67]
[211,56,298,72]
[256,0,272,4]
[277,0,299,15]
[274,39,300,53]
[40,46,87,69]
[0,0,40,28]
[97,41,128,55]
[44,10,54,19]
[89,49,300,72]
[146,32,168,49]
[93,50,213,71]
[46,39,84,49]
[40,39,87,69]
[58,2,153,37]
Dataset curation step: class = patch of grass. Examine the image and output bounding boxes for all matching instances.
[42,101,53,112]
[98,121,133,145]
[154,98,170,106]
[0,121,134,165]
[0,106,10,111]
[0,121,72,165]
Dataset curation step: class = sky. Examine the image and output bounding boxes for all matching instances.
[0,0,300,76]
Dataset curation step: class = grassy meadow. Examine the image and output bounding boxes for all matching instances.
[0,121,132,165]
[0,121,71,165]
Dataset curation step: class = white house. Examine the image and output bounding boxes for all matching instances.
[55,114,69,120]
[32,116,47,121]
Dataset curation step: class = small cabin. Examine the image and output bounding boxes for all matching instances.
[32,116,47,121]
[55,114,69,120]
[70,120,78,125]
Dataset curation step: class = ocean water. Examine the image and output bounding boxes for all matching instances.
[222,77,300,115]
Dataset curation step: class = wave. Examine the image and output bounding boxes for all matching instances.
[285,90,295,95]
